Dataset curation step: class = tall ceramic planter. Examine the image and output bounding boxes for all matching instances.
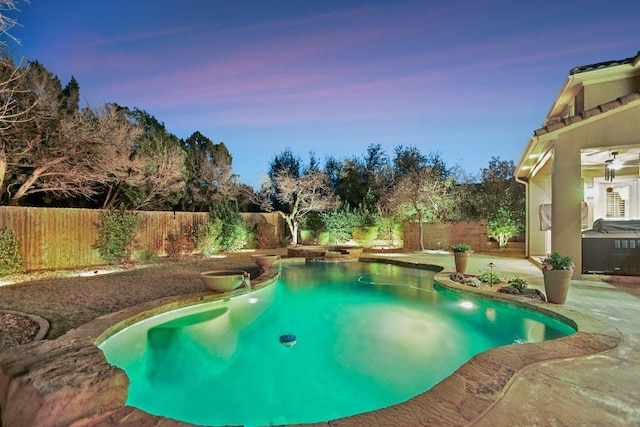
[454,252,470,274]
[542,269,572,304]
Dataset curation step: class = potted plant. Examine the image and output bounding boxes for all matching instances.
[540,252,574,304]
[451,243,472,274]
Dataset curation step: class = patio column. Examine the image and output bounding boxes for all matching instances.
[551,141,582,277]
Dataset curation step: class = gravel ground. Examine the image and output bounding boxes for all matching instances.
[0,312,40,350]
[0,251,273,350]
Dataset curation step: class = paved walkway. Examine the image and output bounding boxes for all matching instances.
[366,251,640,426]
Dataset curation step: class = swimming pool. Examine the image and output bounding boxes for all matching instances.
[99,261,576,426]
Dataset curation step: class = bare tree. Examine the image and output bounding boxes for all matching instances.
[131,143,186,210]
[98,106,186,211]
[1,62,103,204]
[0,0,26,46]
[258,169,336,245]
[0,59,32,192]
[382,167,458,251]
[3,102,143,205]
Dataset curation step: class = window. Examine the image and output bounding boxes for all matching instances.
[605,186,628,218]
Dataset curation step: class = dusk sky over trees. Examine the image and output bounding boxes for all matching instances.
[10,0,640,186]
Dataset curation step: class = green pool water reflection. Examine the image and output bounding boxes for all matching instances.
[99,262,575,426]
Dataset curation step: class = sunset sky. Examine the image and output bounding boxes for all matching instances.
[11,0,640,186]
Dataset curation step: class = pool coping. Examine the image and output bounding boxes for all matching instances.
[0,258,622,426]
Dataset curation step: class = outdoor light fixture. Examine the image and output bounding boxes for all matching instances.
[604,151,619,182]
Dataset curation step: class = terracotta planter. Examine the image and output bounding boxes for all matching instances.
[542,269,572,304]
[453,252,470,274]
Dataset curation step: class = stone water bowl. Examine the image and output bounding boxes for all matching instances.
[250,254,280,268]
[200,270,249,292]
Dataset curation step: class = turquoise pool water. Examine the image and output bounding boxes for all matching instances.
[99,262,575,426]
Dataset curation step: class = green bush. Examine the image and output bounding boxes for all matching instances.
[354,201,381,228]
[194,219,223,256]
[320,204,359,245]
[377,216,403,247]
[508,276,528,291]
[0,227,23,275]
[479,271,500,285]
[299,229,316,244]
[135,248,157,264]
[210,200,248,251]
[451,243,472,253]
[301,211,324,233]
[352,226,378,247]
[93,209,139,265]
[488,207,523,248]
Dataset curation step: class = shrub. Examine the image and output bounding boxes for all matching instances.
[193,219,223,256]
[508,276,528,291]
[209,200,248,252]
[479,271,500,285]
[254,223,280,249]
[93,209,139,265]
[451,243,472,253]
[300,211,324,235]
[377,216,403,247]
[0,227,23,275]
[354,200,381,228]
[320,204,359,245]
[243,226,256,249]
[541,251,574,271]
[488,207,522,248]
[166,232,193,260]
[299,229,316,244]
[135,247,157,264]
[352,226,378,247]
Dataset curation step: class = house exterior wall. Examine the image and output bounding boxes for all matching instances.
[583,76,640,111]
[527,164,551,257]
[551,141,583,274]
[523,104,640,277]
[517,52,640,277]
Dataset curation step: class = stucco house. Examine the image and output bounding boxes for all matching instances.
[515,51,640,277]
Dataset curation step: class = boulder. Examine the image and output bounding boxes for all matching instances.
[0,338,128,427]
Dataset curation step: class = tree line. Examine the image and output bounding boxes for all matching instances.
[0,58,525,246]
[255,147,524,248]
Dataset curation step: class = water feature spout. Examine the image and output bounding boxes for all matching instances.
[243,272,251,292]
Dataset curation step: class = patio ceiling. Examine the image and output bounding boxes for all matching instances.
[581,146,640,170]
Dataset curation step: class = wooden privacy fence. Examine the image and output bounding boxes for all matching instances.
[0,207,284,271]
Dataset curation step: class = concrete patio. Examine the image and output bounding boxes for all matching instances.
[363,251,640,426]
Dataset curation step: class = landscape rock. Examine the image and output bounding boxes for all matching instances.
[0,338,128,427]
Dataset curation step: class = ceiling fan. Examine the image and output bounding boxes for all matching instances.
[604,151,640,181]
[604,151,618,181]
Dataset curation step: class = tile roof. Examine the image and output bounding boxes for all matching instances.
[569,51,640,75]
[534,90,640,136]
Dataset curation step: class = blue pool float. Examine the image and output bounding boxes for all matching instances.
[279,334,297,347]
